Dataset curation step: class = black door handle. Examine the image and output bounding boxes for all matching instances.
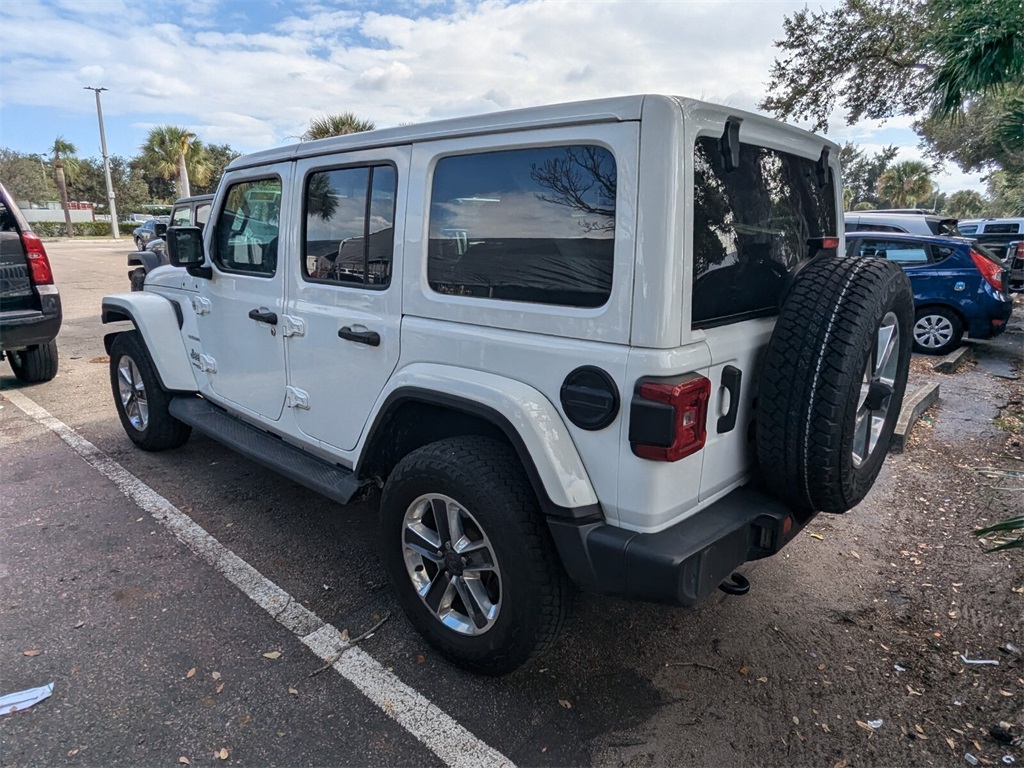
[338,326,381,346]
[248,308,278,325]
[717,365,742,434]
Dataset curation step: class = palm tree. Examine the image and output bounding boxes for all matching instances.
[301,113,375,141]
[944,189,985,218]
[876,160,935,208]
[140,126,212,199]
[50,137,80,239]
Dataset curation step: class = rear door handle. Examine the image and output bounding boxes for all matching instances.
[248,307,278,325]
[338,326,381,346]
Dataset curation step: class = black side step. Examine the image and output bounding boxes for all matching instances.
[168,396,362,505]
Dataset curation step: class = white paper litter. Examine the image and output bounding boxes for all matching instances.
[0,683,54,716]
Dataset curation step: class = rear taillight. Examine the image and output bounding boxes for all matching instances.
[969,247,1003,293]
[21,232,54,285]
[629,376,711,462]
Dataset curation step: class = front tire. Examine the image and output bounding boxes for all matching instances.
[8,340,59,383]
[109,331,191,451]
[757,256,913,514]
[912,307,963,355]
[380,436,570,675]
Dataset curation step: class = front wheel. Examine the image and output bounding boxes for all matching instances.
[109,331,191,451]
[912,307,963,355]
[380,437,570,675]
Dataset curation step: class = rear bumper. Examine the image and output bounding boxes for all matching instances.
[967,298,1013,339]
[0,291,62,351]
[548,486,811,607]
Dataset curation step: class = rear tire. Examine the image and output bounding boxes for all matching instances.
[912,307,963,355]
[380,436,570,675]
[757,256,913,514]
[109,331,191,451]
[8,340,59,383]
[130,267,146,292]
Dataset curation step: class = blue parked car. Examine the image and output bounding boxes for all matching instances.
[846,231,1013,355]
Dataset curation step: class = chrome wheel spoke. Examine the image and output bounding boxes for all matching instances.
[853,312,900,468]
[404,524,443,562]
[423,569,455,614]
[452,576,486,630]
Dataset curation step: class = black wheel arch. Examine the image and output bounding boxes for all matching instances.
[357,388,601,521]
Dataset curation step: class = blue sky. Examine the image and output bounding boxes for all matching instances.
[0,0,986,194]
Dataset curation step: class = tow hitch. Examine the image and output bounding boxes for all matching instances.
[719,572,751,595]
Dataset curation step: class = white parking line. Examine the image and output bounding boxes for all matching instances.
[5,390,514,768]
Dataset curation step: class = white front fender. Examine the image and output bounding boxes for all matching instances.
[101,292,198,392]
[368,363,599,510]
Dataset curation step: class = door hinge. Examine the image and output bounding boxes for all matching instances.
[191,296,212,315]
[286,386,310,410]
[199,353,217,373]
[281,315,305,338]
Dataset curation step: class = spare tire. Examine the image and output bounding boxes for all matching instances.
[756,256,913,514]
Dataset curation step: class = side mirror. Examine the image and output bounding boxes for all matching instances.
[166,226,211,278]
[154,222,168,238]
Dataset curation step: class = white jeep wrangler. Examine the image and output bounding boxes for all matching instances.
[102,95,913,675]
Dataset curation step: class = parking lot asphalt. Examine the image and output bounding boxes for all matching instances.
[2,239,1021,767]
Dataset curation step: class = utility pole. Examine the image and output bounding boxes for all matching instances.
[84,86,120,239]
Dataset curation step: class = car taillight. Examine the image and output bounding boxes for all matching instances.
[629,376,711,462]
[21,232,54,285]
[969,247,1003,293]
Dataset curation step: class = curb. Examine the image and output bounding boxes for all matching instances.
[890,382,941,453]
[932,345,972,374]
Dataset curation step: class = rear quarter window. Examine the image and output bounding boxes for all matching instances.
[427,145,615,308]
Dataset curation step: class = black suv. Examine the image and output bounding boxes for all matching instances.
[128,194,213,290]
[0,182,61,382]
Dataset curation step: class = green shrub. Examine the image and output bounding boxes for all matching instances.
[30,220,127,237]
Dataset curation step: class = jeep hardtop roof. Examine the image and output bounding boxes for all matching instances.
[228,94,838,171]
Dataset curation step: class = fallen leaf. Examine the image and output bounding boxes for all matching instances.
[793,716,800,725]
[558,699,572,710]
[907,684,923,696]
[216,747,229,760]
[833,760,849,768]
[216,683,225,694]
[74,621,85,629]
[341,629,350,643]
[263,651,281,660]
[68,749,80,757]
[946,736,956,751]
[998,689,1014,697]
[739,665,749,675]
[212,671,221,681]
[288,686,298,695]
[856,720,874,733]
[89,356,110,364]
[757,676,768,683]
[822,723,831,733]
[179,758,191,766]
[843,665,856,672]
[186,667,197,679]
[809,533,824,540]
[817,663,827,670]
[23,649,42,657]
[850,551,861,560]
[416,654,425,664]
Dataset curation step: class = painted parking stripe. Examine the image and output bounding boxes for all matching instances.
[5,390,513,768]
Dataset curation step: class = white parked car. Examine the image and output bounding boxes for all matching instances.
[101,95,913,674]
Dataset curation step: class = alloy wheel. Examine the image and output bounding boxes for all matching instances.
[117,355,149,431]
[852,311,900,468]
[401,493,501,636]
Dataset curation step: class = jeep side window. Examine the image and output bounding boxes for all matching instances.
[427,145,615,308]
[195,204,211,229]
[303,164,397,287]
[691,137,837,327]
[171,206,190,227]
[213,178,281,277]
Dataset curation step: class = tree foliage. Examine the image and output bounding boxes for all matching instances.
[0,149,52,203]
[763,0,1023,128]
[876,160,935,207]
[302,113,375,141]
[189,143,242,196]
[942,189,985,217]
[68,155,149,216]
[839,142,899,209]
[139,126,212,200]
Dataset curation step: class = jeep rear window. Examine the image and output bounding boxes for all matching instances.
[427,145,615,308]
[303,164,397,288]
[691,137,837,328]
